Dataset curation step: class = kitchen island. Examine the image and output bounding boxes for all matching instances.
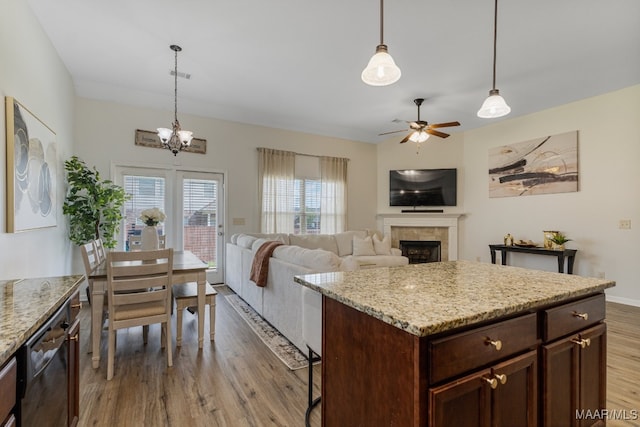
[294,260,615,427]
[0,275,83,426]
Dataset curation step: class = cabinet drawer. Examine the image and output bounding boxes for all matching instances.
[542,294,605,342]
[0,357,17,425]
[429,313,538,384]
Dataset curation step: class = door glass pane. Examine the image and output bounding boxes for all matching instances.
[123,175,166,251]
[183,178,218,269]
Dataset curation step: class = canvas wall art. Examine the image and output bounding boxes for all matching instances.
[5,97,57,232]
[488,130,578,198]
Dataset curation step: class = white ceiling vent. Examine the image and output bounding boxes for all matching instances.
[170,70,191,80]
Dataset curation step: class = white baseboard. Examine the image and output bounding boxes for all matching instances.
[605,294,640,307]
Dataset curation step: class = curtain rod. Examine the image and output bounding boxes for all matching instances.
[256,147,350,161]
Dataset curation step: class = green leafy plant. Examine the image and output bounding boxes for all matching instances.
[62,156,130,248]
[549,232,572,245]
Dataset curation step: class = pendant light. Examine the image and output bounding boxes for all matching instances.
[361,0,401,86]
[477,0,511,118]
[157,44,194,156]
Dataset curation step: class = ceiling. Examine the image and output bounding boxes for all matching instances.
[27,0,640,143]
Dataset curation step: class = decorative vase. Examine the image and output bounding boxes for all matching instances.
[551,242,565,251]
[141,225,159,250]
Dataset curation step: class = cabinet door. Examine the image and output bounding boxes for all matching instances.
[429,367,493,427]
[492,350,538,427]
[578,324,606,427]
[542,335,580,427]
[67,318,80,427]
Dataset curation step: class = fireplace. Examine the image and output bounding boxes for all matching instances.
[399,240,441,264]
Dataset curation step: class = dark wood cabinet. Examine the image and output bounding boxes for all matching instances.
[430,350,538,427]
[321,291,607,427]
[67,291,81,427]
[542,323,606,427]
[0,358,17,427]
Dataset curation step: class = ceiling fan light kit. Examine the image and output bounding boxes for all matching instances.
[477,0,511,119]
[361,0,401,86]
[157,44,194,156]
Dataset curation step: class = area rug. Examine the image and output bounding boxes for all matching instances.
[226,294,309,370]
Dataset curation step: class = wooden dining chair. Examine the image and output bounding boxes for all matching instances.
[105,248,174,380]
[128,234,165,251]
[93,238,106,263]
[172,281,217,346]
[81,241,101,305]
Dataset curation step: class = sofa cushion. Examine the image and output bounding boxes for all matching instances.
[352,255,409,268]
[289,234,339,255]
[247,233,290,245]
[230,233,241,244]
[237,234,259,249]
[335,230,368,257]
[272,245,342,272]
[352,235,376,256]
[373,234,392,255]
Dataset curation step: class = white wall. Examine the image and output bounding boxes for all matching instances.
[461,85,640,305]
[74,97,379,239]
[0,0,76,278]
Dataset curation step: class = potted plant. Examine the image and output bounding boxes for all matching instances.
[549,232,572,250]
[62,156,130,248]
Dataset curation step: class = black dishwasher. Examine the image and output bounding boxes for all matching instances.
[17,299,71,427]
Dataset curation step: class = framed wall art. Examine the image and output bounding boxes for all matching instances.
[134,129,207,154]
[5,97,57,232]
[488,130,578,198]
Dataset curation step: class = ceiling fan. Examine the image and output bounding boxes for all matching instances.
[380,98,461,144]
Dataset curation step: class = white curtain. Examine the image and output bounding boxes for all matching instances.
[258,148,296,233]
[320,156,348,234]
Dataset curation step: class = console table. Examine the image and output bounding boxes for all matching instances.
[489,244,577,274]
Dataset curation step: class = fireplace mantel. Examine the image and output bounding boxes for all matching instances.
[377,213,463,261]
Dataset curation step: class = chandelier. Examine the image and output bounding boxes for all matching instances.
[157,44,193,156]
[477,0,511,118]
[361,0,401,86]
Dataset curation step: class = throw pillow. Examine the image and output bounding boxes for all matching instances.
[352,235,376,256]
[373,234,392,255]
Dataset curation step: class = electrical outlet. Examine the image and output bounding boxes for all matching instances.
[619,219,631,229]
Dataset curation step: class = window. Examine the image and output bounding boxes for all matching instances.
[294,178,321,234]
[123,175,166,251]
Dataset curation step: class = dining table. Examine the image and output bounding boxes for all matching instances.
[87,250,208,369]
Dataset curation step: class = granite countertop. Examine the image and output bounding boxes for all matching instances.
[294,260,615,337]
[0,275,84,367]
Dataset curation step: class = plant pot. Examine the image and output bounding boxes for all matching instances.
[141,225,159,250]
[551,242,565,251]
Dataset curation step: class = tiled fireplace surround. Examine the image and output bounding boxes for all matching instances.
[379,214,461,261]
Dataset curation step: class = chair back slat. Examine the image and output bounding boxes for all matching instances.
[94,238,107,263]
[81,241,101,275]
[113,288,168,306]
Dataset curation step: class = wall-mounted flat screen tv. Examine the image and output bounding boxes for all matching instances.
[389,168,457,207]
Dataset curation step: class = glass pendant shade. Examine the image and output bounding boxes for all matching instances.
[157,127,173,143]
[408,130,429,143]
[361,45,401,86]
[477,89,511,118]
[177,130,193,145]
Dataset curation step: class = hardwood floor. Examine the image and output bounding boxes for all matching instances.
[79,292,639,426]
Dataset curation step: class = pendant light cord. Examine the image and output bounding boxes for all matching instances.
[174,47,179,125]
[379,0,384,45]
[492,0,498,90]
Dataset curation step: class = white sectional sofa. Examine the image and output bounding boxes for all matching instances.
[225,231,408,352]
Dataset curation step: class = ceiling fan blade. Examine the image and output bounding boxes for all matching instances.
[426,129,450,138]
[399,133,412,144]
[428,121,461,129]
[379,129,408,136]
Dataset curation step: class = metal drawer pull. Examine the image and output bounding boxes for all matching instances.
[571,338,591,348]
[71,302,83,310]
[485,338,502,351]
[69,334,79,342]
[495,373,508,385]
[572,311,588,320]
[484,377,498,389]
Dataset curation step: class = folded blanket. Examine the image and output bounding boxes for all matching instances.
[250,241,283,287]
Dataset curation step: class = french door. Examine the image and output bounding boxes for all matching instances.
[115,166,225,284]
